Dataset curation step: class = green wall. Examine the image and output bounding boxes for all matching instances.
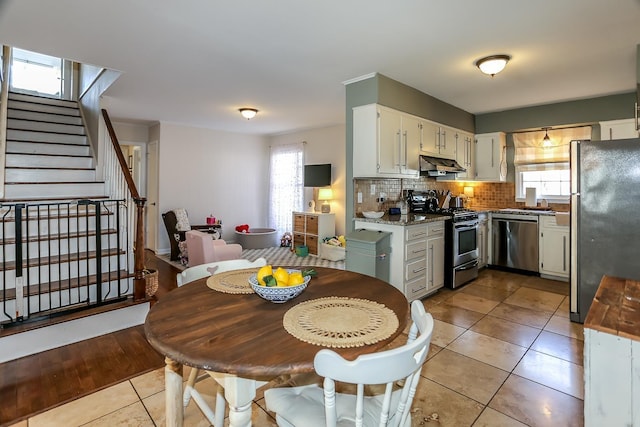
[475,92,637,135]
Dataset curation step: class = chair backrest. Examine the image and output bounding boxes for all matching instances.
[177,257,267,286]
[314,300,433,427]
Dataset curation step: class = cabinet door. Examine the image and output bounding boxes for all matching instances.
[427,235,445,291]
[419,119,440,156]
[540,228,569,277]
[600,119,639,140]
[402,114,421,175]
[478,222,488,268]
[475,133,506,181]
[438,126,457,159]
[378,108,402,174]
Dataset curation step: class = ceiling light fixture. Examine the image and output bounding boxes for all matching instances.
[542,127,553,148]
[475,54,511,77]
[239,108,258,120]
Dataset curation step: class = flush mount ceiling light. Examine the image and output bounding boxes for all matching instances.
[475,54,511,77]
[239,108,258,120]
[542,127,553,148]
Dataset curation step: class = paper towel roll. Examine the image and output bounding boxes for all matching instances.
[525,188,537,207]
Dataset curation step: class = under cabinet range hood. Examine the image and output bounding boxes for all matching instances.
[419,155,466,177]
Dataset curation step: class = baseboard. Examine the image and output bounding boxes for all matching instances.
[0,302,150,363]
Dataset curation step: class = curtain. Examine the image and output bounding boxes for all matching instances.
[268,143,304,239]
[513,126,591,165]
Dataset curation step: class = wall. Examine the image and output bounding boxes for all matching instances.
[268,124,347,236]
[156,122,269,253]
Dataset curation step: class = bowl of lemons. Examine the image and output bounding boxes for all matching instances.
[249,265,314,303]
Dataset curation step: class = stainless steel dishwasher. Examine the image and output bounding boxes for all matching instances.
[492,213,539,273]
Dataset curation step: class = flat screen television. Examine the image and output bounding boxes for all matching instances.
[304,164,331,187]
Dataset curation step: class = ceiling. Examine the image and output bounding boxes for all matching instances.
[1,0,639,135]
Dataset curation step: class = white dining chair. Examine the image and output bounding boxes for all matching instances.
[176,257,267,287]
[264,300,434,427]
[177,257,267,426]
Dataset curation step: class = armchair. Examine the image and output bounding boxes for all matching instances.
[185,230,243,266]
[162,209,212,262]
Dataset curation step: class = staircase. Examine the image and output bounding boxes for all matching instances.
[0,92,147,363]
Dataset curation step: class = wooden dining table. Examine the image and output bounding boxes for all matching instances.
[144,266,409,427]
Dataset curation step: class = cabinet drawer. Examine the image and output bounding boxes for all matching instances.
[293,214,306,232]
[306,235,319,254]
[427,222,445,236]
[406,226,428,241]
[406,278,427,299]
[405,240,427,261]
[293,233,305,247]
[405,258,427,282]
[306,215,319,235]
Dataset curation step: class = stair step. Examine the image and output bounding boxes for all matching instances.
[7,99,81,117]
[6,167,96,183]
[3,182,106,199]
[8,92,78,109]
[0,270,132,302]
[7,129,87,145]
[8,108,84,125]
[0,228,117,245]
[0,195,109,203]
[6,140,91,156]
[0,300,150,363]
[8,118,86,135]
[1,247,125,271]
[0,206,111,222]
[6,153,93,168]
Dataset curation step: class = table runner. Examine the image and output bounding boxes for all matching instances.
[283,297,399,348]
[206,268,258,294]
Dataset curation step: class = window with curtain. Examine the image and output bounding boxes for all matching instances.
[268,143,304,238]
[513,126,591,203]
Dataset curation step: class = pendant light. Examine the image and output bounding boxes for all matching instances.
[542,127,553,148]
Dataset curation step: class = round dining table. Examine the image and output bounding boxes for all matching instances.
[144,266,409,427]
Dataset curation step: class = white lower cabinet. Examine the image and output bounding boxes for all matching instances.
[538,215,569,280]
[353,220,446,301]
[477,212,489,268]
[426,222,445,293]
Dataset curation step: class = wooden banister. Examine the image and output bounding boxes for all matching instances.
[101,109,147,301]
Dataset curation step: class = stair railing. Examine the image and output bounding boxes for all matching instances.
[100,109,147,301]
[0,45,10,199]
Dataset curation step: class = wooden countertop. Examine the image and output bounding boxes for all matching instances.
[584,275,640,342]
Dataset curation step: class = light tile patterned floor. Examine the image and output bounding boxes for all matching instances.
[13,269,584,427]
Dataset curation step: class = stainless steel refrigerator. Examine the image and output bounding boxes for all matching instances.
[570,138,640,323]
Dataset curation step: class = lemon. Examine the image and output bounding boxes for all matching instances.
[288,272,305,286]
[256,265,273,286]
[273,267,289,287]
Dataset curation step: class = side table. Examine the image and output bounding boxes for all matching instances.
[192,224,222,240]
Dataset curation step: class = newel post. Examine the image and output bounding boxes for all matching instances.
[133,197,147,301]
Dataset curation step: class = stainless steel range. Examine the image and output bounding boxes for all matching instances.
[406,190,479,288]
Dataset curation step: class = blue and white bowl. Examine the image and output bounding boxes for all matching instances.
[248,269,311,303]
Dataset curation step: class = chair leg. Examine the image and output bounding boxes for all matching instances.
[183,368,200,407]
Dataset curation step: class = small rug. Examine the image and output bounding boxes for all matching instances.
[282,297,399,348]
[157,246,345,271]
[242,247,345,269]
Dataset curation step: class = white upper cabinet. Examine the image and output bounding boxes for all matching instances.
[353,104,420,178]
[474,132,507,181]
[419,120,456,160]
[599,118,639,140]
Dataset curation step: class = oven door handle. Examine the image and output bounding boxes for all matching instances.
[454,223,478,230]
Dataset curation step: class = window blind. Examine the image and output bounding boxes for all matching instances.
[513,126,591,165]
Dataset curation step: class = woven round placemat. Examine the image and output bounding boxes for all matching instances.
[206,268,258,294]
[283,297,399,348]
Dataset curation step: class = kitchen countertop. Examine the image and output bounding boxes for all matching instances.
[584,275,640,342]
[354,213,448,226]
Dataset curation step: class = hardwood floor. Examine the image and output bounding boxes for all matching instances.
[0,250,179,426]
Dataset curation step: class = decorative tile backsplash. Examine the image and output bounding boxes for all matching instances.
[354,178,569,212]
